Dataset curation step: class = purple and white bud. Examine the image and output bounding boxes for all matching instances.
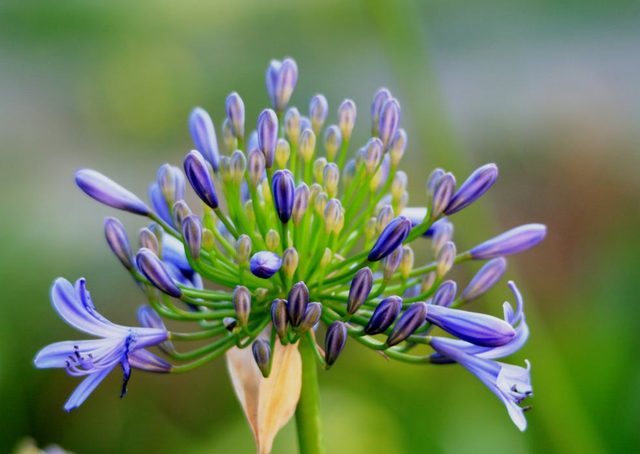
[75,169,151,215]
[181,215,202,260]
[324,198,342,233]
[461,257,508,302]
[432,280,457,307]
[309,94,328,134]
[378,99,401,150]
[299,128,316,162]
[183,150,219,209]
[222,118,237,152]
[389,129,407,166]
[426,168,445,206]
[282,247,299,279]
[437,241,456,277]
[470,224,547,260]
[272,169,296,224]
[189,107,220,171]
[376,205,395,234]
[431,172,456,220]
[249,251,282,279]
[136,248,182,297]
[445,164,498,215]
[426,305,516,347]
[324,125,342,162]
[382,246,404,281]
[314,192,328,218]
[287,282,309,328]
[274,58,298,112]
[139,227,159,256]
[285,107,302,146]
[236,234,252,266]
[248,148,266,189]
[371,88,391,136]
[258,109,278,168]
[172,200,192,228]
[364,138,383,176]
[271,298,288,340]
[104,217,134,270]
[292,183,310,225]
[368,216,412,262]
[225,92,245,140]
[252,339,271,378]
[325,321,348,366]
[229,150,246,184]
[298,302,322,334]
[338,99,356,142]
[324,163,340,197]
[432,219,454,256]
[348,267,374,315]
[313,158,328,184]
[157,164,186,207]
[364,295,403,335]
[386,302,428,346]
[233,285,252,327]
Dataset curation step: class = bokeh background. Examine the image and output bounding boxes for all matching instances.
[1,0,639,453]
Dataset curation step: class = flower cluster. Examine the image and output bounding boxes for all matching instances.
[36,58,545,431]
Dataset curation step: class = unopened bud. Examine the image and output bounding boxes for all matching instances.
[437,241,456,277]
[282,247,299,279]
[266,229,280,252]
[313,157,328,184]
[309,94,328,135]
[324,125,342,162]
[252,339,271,378]
[338,99,356,142]
[236,234,252,265]
[275,139,290,168]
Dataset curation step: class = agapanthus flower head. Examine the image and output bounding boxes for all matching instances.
[38,58,546,440]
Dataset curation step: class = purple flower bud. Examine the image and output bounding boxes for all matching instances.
[426,168,445,204]
[172,200,192,228]
[461,257,508,302]
[389,129,407,165]
[157,164,186,206]
[386,302,428,346]
[470,224,547,260]
[287,281,309,328]
[432,219,454,256]
[347,267,373,314]
[325,321,347,366]
[252,339,271,378]
[267,58,298,111]
[371,88,391,136]
[324,125,342,162]
[229,150,246,184]
[431,172,456,220]
[104,217,134,270]
[432,280,457,307]
[378,99,401,150]
[189,107,220,171]
[338,99,356,142]
[426,305,516,347]
[271,298,289,340]
[437,241,456,277]
[382,246,404,281]
[139,227,159,256]
[292,183,310,225]
[368,216,412,262]
[221,118,237,152]
[225,92,245,139]
[272,169,295,223]
[364,138,383,176]
[149,182,173,226]
[309,94,328,134]
[298,302,322,334]
[258,109,278,168]
[236,234,252,265]
[249,251,282,279]
[364,296,402,335]
[136,248,182,297]
[233,285,252,327]
[75,169,151,215]
[247,148,266,189]
[181,215,202,260]
[183,150,219,209]
[445,164,498,215]
[285,107,301,145]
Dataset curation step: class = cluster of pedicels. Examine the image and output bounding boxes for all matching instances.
[35,58,545,431]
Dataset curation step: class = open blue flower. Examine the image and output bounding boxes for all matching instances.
[34,278,170,411]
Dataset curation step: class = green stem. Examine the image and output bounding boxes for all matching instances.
[295,336,324,454]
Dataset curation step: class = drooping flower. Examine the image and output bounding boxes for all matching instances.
[34,278,170,411]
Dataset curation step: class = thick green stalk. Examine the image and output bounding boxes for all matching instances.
[295,336,324,454]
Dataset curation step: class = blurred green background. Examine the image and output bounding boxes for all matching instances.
[1,0,639,453]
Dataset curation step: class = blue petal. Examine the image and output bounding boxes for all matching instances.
[64,367,114,411]
[128,349,172,373]
[149,182,175,227]
[34,338,119,369]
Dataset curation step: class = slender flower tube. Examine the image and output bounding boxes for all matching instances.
[325,321,347,366]
[347,267,373,315]
[258,109,279,168]
[272,169,296,223]
[461,257,508,302]
[445,164,498,215]
[364,296,402,335]
[287,281,309,328]
[136,248,182,298]
[34,278,170,411]
[386,302,428,346]
[189,107,220,171]
[183,150,219,209]
[104,217,134,270]
[249,251,282,279]
[76,169,150,215]
[426,305,515,347]
[368,216,412,262]
[470,224,547,260]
